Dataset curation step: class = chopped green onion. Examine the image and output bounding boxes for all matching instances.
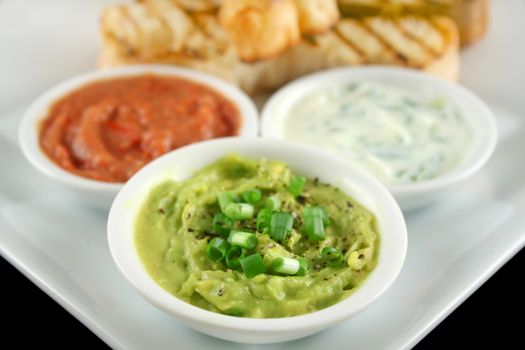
[240,254,266,278]
[304,206,326,241]
[288,176,306,196]
[241,189,262,204]
[264,196,281,211]
[304,206,325,218]
[270,211,294,241]
[297,257,308,276]
[217,192,237,212]
[321,207,331,227]
[225,246,245,269]
[305,217,324,241]
[212,213,233,236]
[256,208,272,231]
[224,203,254,220]
[206,237,230,262]
[228,230,258,249]
[272,257,300,275]
[321,247,344,267]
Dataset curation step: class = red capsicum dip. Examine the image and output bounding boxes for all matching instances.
[39,74,241,182]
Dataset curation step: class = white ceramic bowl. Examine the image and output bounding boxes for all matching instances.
[18,65,258,209]
[107,137,407,344]
[261,67,498,210]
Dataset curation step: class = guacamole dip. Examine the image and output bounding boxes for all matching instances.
[135,155,379,318]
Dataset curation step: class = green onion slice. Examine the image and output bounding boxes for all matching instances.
[321,247,344,267]
[256,208,272,231]
[224,203,254,220]
[206,237,230,262]
[212,213,233,236]
[297,257,308,276]
[321,207,331,227]
[242,189,262,204]
[217,192,237,212]
[264,196,281,211]
[270,211,294,241]
[304,206,326,241]
[272,257,300,275]
[225,246,245,269]
[228,230,258,249]
[240,254,266,278]
[288,176,306,196]
[304,206,325,218]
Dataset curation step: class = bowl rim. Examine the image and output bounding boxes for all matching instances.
[260,66,498,196]
[107,137,407,333]
[18,64,259,193]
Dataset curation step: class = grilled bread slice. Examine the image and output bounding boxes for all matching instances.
[99,1,458,94]
[337,0,488,46]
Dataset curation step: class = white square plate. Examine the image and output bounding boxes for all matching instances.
[1,1,524,349]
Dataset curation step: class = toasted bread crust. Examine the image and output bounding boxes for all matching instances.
[219,0,300,62]
[425,16,459,81]
[449,0,489,47]
[293,0,340,34]
[170,0,222,13]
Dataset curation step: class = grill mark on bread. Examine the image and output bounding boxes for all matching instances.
[428,16,456,60]
[360,18,410,65]
[144,1,173,57]
[331,25,366,61]
[364,16,436,67]
[396,16,444,56]
[335,18,402,65]
[118,6,139,56]
[317,31,363,65]
[100,6,137,56]
[296,30,362,66]
[126,4,150,56]
[392,18,438,62]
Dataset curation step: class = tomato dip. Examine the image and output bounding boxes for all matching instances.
[39,74,241,182]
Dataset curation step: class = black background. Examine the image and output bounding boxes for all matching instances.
[2,248,523,349]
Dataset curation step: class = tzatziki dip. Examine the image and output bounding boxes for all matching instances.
[284,81,471,186]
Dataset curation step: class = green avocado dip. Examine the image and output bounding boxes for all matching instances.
[135,155,379,318]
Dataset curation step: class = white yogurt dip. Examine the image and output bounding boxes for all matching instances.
[284,81,471,185]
